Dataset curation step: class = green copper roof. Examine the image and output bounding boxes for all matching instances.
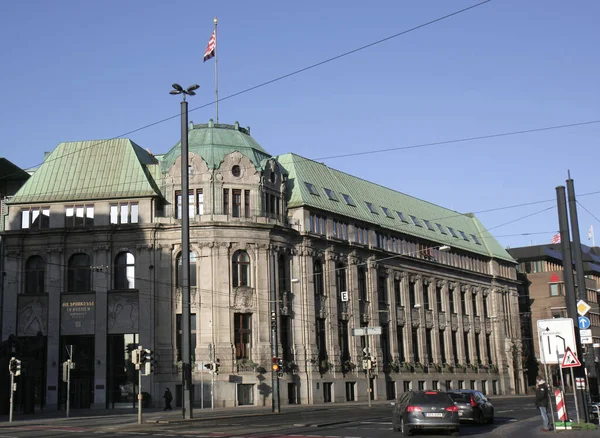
[277,153,514,262]
[8,139,160,204]
[160,121,271,173]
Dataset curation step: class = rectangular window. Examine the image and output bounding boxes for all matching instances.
[459,230,470,241]
[324,188,338,201]
[305,182,319,195]
[423,220,436,231]
[197,189,204,215]
[447,227,459,238]
[66,205,94,227]
[110,203,139,224]
[550,283,563,296]
[309,213,326,234]
[396,211,409,223]
[365,202,378,214]
[436,223,448,234]
[470,234,481,244]
[381,207,394,218]
[175,190,194,219]
[234,313,252,360]
[332,220,348,240]
[244,190,250,218]
[232,189,242,217]
[21,207,50,229]
[176,313,197,362]
[409,215,423,227]
[341,194,355,206]
[355,226,369,245]
[223,189,229,215]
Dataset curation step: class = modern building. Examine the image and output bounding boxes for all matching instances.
[0,120,522,411]
[508,244,600,395]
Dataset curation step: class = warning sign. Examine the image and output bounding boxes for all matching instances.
[561,347,581,368]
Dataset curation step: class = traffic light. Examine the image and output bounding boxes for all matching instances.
[214,358,220,375]
[272,357,279,372]
[139,348,147,364]
[371,356,377,369]
[9,357,21,376]
[62,361,69,382]
[204,362,213,371]
[131,349,140,365]
[142,349,153,375]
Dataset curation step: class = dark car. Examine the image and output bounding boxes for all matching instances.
[392,390,460,436]
[448,390,494,424]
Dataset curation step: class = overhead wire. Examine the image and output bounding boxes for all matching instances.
[0,0,492,182]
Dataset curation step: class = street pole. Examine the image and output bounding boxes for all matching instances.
[211,363,215,410]
[138,363,142,424]
[200,364,204,410]
[66,359,71,418]
[180,94,193,420]
[9,371,14,423]
[269,249,280,413]
[366,334,371,408]
[556,340,569,421]
[556,185,588,422]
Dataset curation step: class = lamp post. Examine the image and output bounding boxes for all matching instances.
[170,83,199,419]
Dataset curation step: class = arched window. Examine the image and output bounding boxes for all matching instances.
[68,253,91,292]
[25,256,45,294]
[114,252,135,289]
[176,252,197,288]
[232,250,250,287]
[313,260,324,296]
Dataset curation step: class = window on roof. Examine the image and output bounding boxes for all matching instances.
[470,234,481,245]
[459,231,469,241]
[396,211,409,223]
[381,207,394,218]
[436,223,447,234]
[324,188,338,201]
[409,215,423,227]
[341,194,355,206]
[423,219,436,231]
[447,226,459,238]
[365,202,378,214]
[305,182,319,195]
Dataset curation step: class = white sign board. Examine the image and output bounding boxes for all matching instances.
[537,318,577,364]
[581,336,593,345]
[341,291,349,302]
[352,326,382,336]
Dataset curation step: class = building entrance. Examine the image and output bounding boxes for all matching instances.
[59,336,94,409]
[107,333,139,408]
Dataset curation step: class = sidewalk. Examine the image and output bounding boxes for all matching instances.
[493,414,598,437]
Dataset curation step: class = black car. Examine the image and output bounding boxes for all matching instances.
[392,390,460,436]
[448,390,494,424]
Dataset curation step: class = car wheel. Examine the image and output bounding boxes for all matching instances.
[488,411,495,424]
[401,418,411,436]
[477,410,485,425]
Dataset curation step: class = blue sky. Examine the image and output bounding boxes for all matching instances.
[1,0,599,249]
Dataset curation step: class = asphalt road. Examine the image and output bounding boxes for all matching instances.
[0,396,581,438]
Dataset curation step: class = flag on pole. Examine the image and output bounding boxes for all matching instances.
[588,225,594,240]
[204,30,216,62]
[551,233,561,244]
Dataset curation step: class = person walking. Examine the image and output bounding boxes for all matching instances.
[163,387,173,411]
[535,376,551,431]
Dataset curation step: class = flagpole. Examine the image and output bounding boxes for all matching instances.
[214,17,219,123]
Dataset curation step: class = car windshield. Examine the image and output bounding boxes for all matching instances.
[448,392,471,402]
[412,392,452,404]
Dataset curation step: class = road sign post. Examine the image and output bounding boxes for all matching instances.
[352,326,381,408]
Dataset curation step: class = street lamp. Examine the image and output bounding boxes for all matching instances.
[170,82,199,420]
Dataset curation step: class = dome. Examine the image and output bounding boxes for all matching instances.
[160,120,272,173]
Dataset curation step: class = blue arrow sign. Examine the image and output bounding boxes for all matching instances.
[578,316,591,330]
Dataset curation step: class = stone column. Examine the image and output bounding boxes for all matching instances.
[45,247,63,408]
[387,272,398,362]
[93,245,110,407]
[431,279,442,365]
[457,284,467,366]
[366,257,379,357]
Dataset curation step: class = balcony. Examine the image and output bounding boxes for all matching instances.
[473,316,481,333]
[396,306,406,326]
[411,308,421,328]
[451,314,459,331]
[315,295,328,319]
[462,315,471,332]
[425,309,434,329]
[438,311,446,330]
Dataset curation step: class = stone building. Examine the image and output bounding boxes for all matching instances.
[0,120,522,410]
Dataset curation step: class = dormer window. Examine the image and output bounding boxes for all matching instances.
[305,182,319,195]
[365,202,378,214]
[232,165,241,177]
[324,188,338,201]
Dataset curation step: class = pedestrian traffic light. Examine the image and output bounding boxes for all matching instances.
[9,357,21,376]
[272,356,279,371]
[214,358,220,375]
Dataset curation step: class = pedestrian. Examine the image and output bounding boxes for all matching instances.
[163,387,173,411]
[535,376,551,431]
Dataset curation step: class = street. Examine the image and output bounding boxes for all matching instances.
[0,396,557,438]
